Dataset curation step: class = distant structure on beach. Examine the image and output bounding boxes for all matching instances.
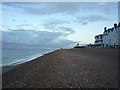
[74,43,85,48]
[87,22,120,48]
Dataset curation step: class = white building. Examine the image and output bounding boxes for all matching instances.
[94,22,120,48]
[94,34,104,47]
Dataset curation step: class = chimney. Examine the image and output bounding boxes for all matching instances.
[104,27,107,32]
[114,23,117,28]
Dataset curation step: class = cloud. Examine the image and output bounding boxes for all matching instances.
[43,19,70,29]
[77,2,118,14]
[15,24,42,31]
[2,25,11,29]
[2,29,76,48]
[76,15,111,25]
[16,24,29,27]
[42,19,75,34]
[81,22,88,25]
[12,19,16,22]
[57,27,75,34]
[24,3,81,15]
[3,2,81,15]
[16,24,30,28]
[3,2,117,16]
[98,2,118,14]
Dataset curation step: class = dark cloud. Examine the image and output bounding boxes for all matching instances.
[2,29,76,48]
[76,15,111,25]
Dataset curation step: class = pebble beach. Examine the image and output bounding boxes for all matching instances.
[2,48,118,88]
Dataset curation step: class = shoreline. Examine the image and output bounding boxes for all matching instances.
[2,49,58,73]
[2,65,18,73]
[2,48,118,88]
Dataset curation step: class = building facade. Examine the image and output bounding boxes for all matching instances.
[94,22,120,48]
[94,34,104,47]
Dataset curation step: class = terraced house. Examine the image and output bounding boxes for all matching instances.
[94,22,120,48]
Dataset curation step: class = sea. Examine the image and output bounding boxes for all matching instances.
[2,48,56,67]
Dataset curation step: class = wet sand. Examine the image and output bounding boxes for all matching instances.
[2,48,118,88]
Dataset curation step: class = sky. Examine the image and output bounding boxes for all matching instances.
[1,2,118,48]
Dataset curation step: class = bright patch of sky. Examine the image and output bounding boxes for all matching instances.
[1,2,118,48]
